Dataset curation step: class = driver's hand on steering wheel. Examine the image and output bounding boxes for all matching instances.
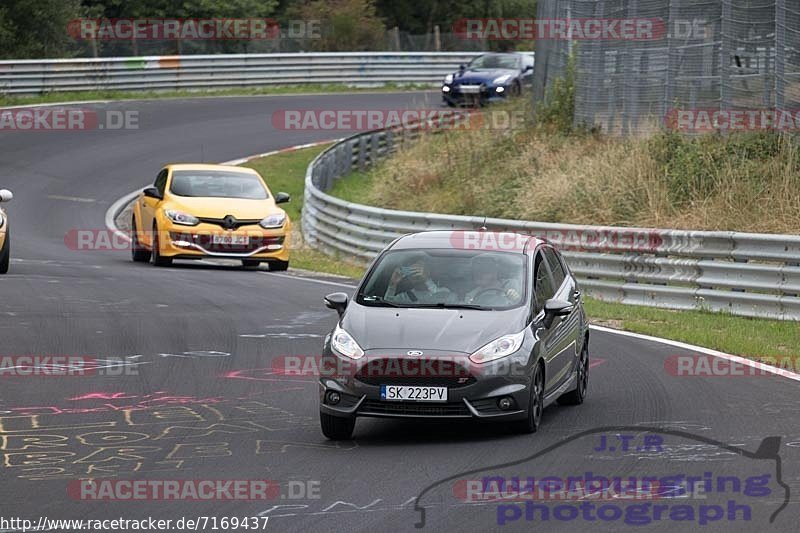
[505,288,520,301]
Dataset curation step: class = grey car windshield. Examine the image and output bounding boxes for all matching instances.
[170,171,268,199]
[468,54,520,70]
[357,249,527,310]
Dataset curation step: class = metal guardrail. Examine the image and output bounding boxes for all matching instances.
[302,120,800,321]
[0,52,483,95]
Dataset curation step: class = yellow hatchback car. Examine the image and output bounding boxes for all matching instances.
[131,164,291,269]
[0,188,12,274]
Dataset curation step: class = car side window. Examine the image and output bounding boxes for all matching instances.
[523,55,534,70]
[543,247,566,290]
[154,169,168,196]
[533,251,555,315]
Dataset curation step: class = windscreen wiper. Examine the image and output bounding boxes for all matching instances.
[412,303,487,310]
[359,295,403,307]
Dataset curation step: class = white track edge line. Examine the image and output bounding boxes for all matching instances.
[264,272,357,289]
[590,324,800,382]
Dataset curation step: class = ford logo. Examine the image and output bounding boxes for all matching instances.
[407,350,424,356]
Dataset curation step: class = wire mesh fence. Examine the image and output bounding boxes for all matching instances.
[533,0,800,135]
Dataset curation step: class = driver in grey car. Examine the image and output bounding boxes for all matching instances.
[465,255,522,305]
[384,255,455,304]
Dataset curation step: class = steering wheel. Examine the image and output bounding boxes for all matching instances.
[395,276,420,296]
[471,287,506,304]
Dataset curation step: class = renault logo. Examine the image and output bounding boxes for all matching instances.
[222,215,237,230]
[407,350,424,356]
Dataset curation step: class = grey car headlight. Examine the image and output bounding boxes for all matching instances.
[331,324,364,360]
[492,74,513,85]
[469,330,525,364]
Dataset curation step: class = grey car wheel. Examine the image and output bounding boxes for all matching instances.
[518,362,544,433]
[558,342,589,406]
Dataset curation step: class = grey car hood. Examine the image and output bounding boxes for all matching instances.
[341,303,529,354]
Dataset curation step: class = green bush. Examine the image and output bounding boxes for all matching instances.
[648,131,799,206]
[535,53,576,134]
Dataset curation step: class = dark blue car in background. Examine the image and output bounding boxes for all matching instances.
[442,52,534,107]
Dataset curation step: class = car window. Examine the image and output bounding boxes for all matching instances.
[533,251,555,315]
[469,54,521,70]
[154,169,168,196]
[169,171,268,200]
[357,249,527,310]
[523,55,534,69]
[543,247,566,290]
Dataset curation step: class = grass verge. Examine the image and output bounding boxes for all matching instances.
[0,83,431,107]
[327,101,800,235]
[242,139,799,363]
[242,144,366,279]
[586,299,799,361]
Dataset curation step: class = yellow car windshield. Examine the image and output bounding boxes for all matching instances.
[170,170,268,199]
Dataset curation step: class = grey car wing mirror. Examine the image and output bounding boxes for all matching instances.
[324,292,349,318]
[543,298,573,329]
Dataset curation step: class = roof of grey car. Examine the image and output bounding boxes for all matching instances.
[390,230,543,253]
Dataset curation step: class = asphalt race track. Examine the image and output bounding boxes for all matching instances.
[0,92,798,532]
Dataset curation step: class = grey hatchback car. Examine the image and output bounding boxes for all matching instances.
[319,230,589,440]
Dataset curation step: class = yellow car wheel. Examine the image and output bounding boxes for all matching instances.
[131,216,151,263]
[151,223,172,267]
[0,228,8,274]
[269,260,289,272]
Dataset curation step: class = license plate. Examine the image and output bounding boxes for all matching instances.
[212,234,249,245]
[380,385,447,402]
[459,85,482,94]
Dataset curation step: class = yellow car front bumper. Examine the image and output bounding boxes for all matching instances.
[157,220,291,262]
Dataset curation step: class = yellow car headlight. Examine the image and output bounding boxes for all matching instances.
[165,209,199,226]
[259,213,286,229]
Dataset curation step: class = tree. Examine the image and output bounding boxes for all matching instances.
[81,0,278,19]
[78,0,279,55]
[0,0,82,59]
[288,0,385,51]
[375,0,537,35]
